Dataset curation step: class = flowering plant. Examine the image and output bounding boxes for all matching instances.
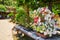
[30,7,59,37]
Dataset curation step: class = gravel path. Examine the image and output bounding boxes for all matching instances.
[0,19,15,40]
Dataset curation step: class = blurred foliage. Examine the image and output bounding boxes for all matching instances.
[0,5,7,12]
[0,0,17,7]
[52,3,60,15]
[16,0,41,10]
[0,0,60,27]
[8,12,14,17]
[0,0,60,13]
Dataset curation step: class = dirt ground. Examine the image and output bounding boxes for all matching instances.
[0,19,15,40]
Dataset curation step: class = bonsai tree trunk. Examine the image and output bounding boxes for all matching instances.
[2,0,4,5]
[24,5,30,24]
[26,6,30,24]
[48,2,52,12]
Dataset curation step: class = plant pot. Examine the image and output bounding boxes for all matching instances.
[36,32,48,38]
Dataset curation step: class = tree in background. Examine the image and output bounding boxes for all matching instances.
[0,0,17,7]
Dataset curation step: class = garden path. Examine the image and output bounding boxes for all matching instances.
[0,19,15,40]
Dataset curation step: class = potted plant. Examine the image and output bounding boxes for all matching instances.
[30,7,59,38]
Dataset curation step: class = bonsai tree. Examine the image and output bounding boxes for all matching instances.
[15,7,29,27]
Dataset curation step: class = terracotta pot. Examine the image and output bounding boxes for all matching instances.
[36,32,48,38]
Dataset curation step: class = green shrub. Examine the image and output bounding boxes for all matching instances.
[0,5,7,12]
